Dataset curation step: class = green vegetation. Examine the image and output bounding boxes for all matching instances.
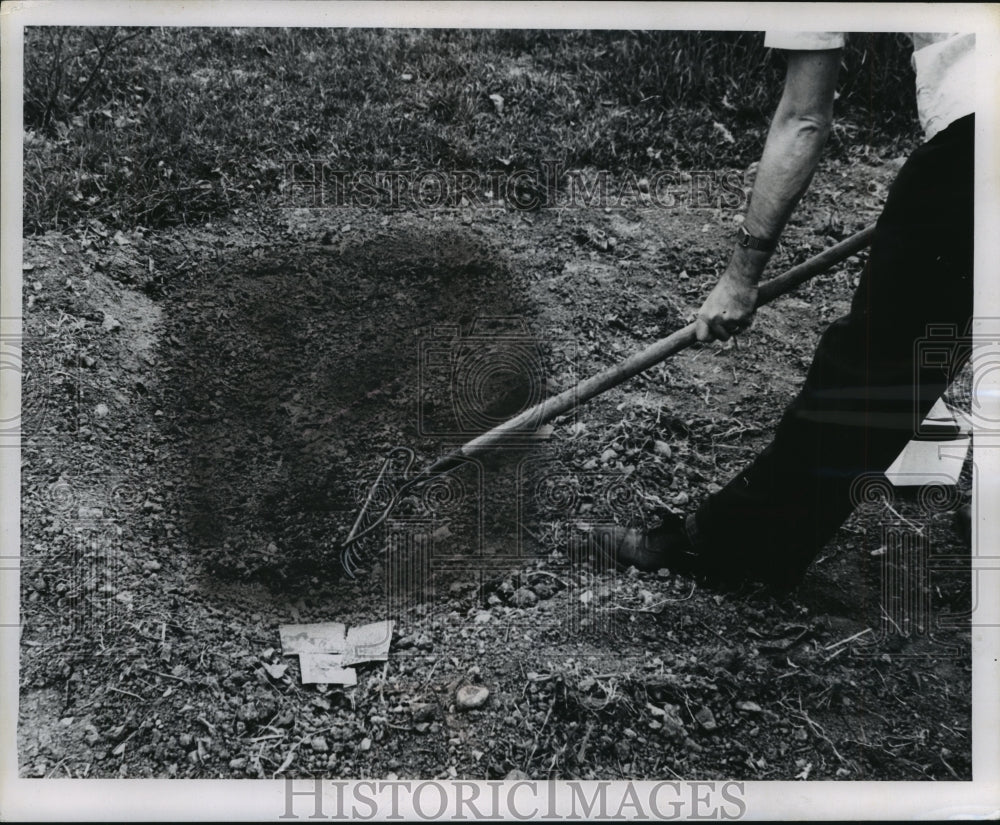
[24,28,920,233]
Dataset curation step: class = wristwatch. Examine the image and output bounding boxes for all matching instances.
[736,224,776,253]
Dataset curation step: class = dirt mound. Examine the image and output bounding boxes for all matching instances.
[163,224,538,582]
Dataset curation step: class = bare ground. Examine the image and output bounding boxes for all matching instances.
[18,154,972,780]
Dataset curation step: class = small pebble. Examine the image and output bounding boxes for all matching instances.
[455,684,490,711]
[695,706,718,731]
[237,703,259,722]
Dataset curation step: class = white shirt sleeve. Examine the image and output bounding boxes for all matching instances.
[764,32,846,50]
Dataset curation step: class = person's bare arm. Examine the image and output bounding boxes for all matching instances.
[695,48,841,342]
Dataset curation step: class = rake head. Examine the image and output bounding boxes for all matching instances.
[338,446,417,578]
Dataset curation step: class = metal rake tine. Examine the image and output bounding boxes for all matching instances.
[338,446,416,575]
[342,446,415,545]
[337,449,470,574]
[340,541,362,580]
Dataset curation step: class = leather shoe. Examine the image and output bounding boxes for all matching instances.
[589,511,700,574]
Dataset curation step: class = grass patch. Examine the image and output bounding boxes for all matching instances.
[24,28,920,233]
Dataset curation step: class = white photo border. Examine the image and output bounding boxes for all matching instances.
[2,1,998,820]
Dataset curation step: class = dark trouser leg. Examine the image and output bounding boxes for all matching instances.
[690,115,974,589]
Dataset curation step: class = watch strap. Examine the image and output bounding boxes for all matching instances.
[737,225,776,253]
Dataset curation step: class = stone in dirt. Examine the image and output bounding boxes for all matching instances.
[695,706,718,731]
[455,684,490,711]
[654,440,672,459]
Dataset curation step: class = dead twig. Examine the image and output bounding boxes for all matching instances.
[248,733,286,743]
[273,737,306,777]
[576,721,595,764]
[137,666,191,686]
[882,500,924,534]
[546,743,567,777]
[879,605,904,637]
[607,583,697,613]
[938,754,961,780]
[524,697,555,772]
[793,704,847,765]
[108,686,144,701]
[823,627,874,651]
[698,618,730,644]
[418,657,441,692]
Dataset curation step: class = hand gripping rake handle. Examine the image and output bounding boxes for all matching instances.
[340,225,876,575]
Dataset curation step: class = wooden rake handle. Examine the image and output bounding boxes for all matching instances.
[427,224,877,472]
[338,225,876,570]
